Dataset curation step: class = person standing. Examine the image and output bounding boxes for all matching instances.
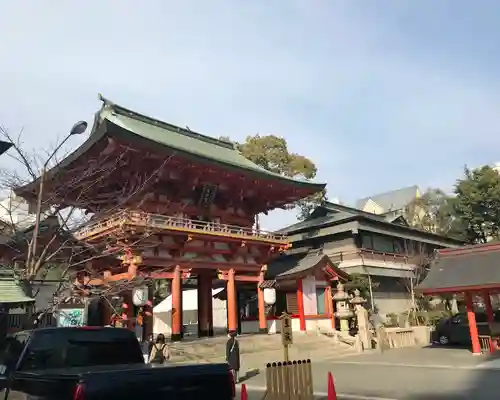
[149,333,171,365]
[225,331,240,383]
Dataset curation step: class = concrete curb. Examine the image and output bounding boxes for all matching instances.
[239,384,398,400]
[331,359,500,371]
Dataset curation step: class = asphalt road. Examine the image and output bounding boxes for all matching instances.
[240,359,500,399]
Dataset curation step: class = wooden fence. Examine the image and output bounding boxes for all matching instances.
[265,359,313,400]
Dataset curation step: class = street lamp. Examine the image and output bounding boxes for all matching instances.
[30,120,88,262]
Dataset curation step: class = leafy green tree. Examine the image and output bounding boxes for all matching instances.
[344,273,379,301]
[452,165,500,244]
[220,134,325,220]
[405,188,456,235]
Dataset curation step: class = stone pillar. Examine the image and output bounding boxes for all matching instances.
[483,290,494,325]
[257,273,267,334]
[197,273,212,337]
[325,286,335,329]
[227,269,238,334]
[296,279,306,331]
[171,266,183,342]
[465,292,481,354]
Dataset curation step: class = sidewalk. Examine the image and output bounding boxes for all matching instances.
[237,384,397,400]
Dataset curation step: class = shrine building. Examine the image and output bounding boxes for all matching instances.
[417,242,500,355]
[15,95,325,340]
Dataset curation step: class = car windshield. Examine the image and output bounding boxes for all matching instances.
[19,328,144,371]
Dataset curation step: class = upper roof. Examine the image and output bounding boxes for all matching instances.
[18,96,325,199]
[277,201,464,247]
[417,242,500,294]
[355,185,419,212]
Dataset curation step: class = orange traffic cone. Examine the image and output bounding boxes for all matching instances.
[241,383,248,400]
[328,372,337,400]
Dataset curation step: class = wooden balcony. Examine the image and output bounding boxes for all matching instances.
[74,211,288,245]
[329,248,423,265]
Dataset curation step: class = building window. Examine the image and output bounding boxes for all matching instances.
[316,289,326,314]
[361,234,373,249]
[372,234,395,253]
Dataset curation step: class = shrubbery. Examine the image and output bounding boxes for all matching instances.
[383,310,452,328]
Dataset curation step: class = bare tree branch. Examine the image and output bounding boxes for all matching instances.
[0,125,173,320]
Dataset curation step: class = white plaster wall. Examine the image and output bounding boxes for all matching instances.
[152,288,227,337]
[305,318,332,331]
[241,318,330,334]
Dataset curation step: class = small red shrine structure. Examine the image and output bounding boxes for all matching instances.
[16,95,325,340]
[417,242,500,354]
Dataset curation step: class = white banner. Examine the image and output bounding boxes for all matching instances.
[302,276,317,315]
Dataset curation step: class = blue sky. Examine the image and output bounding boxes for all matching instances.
[1,1,500,230]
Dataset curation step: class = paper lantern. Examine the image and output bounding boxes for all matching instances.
[263,288,276,305]
[132,286,149,306]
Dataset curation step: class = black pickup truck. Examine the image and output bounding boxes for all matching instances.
[0,327,235,399]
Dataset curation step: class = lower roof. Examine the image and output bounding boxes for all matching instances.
[417,242,500,294]
[267,249,350,281]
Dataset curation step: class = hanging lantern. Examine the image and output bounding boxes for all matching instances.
[132,286,149,306]
[263,288,276,305]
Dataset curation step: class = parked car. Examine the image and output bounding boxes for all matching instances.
[434,311,500,346]
[0,326,235,399]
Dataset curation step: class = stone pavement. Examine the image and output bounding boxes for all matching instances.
[168,332,358,370]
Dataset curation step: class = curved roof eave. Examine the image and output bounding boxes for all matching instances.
[16,99,326,198]
[15,111,107,199]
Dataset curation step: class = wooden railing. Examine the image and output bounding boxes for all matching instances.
[74,210,288,243]
[328,249,420,265]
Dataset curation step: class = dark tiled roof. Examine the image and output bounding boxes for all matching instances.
[276,212,352,235]
[267,250,349,280]
[276,202,463,247]
[417,242,500,293]
[0,141,13,156]
[355,185,419,212]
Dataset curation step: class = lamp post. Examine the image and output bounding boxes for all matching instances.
[30,120,88,264]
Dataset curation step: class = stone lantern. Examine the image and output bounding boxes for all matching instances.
[350,289,371,349]
[349,289,366,310]
[333,282,353,332]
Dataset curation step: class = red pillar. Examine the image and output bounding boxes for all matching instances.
[227,269,238,334]
[171,266,183,341]
[483,290,494,325]
[257,272,267,334]
[465,292,481,354]
[297,278,306,331]
[197,273,211,337]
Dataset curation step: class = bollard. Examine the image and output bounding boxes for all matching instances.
[327,372,337,400]
[241,383,248,400]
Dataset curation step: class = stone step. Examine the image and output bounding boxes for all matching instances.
[168,332,357,365]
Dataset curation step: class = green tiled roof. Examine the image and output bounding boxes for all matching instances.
[0,269,34,304]
[98,96,325,190]
[16,95,325,203]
